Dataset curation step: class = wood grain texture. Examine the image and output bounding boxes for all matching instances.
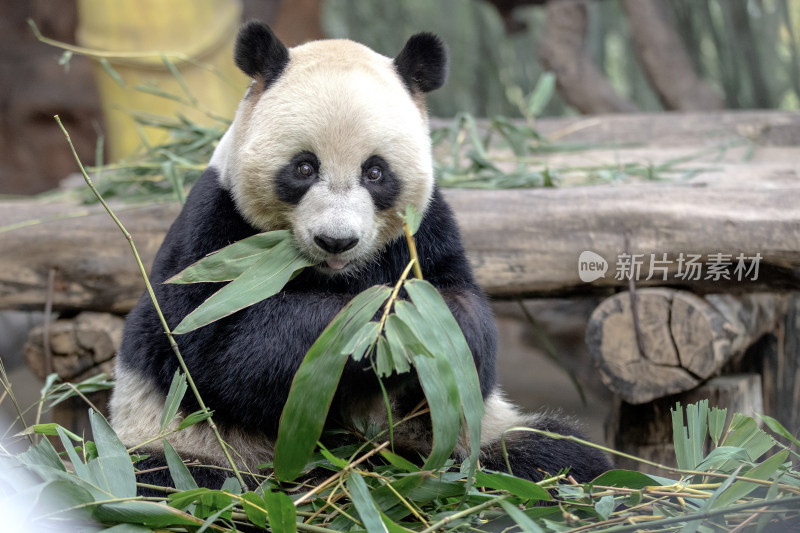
[1,176,799,313]
[3,110,799,312]
[586,289,786,404]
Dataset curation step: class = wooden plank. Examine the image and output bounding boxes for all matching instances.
[0,200,179,313]
[1,175,799,312]
[3,110,799,312]
[448,179,800,298]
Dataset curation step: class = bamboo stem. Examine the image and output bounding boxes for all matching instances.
[293,441,389,507]
[55,115,248,491]
[403,221,424,280]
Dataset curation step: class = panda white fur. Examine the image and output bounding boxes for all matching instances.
[110,21,611,490]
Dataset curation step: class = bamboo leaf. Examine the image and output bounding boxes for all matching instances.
[160,370,187,432]
[39,373,60,398]
[240,492,268,529]
[221,476,242,494]
[161,55,197,105]
[378,449,420,472]
[264,490,297,533]
[274,286,391,481]
[375,335,394,378]
[93,501,203,528]
[695,446,751,472]
[103,525,154,533]
[403,204,422,236]
[403,280,484,477]
[594,495,615,520]
[712,450,789,508]
[368,475,424,511]
[88,409,137,498]
[168,487,215,510]
[687,400,709,469]
[379,510,416,533]
[591,469,659,490]
[56,426,91,483]
[166,230,291,284]
[722,413,775,465]
[708,407,728,447]
[176,409,213,431]
[198,502,235,532]
[384,314,426,375]
[173,238,314,334]
[47,373,114,408]
[163,439,198,491]
[195,490,234,520]
[16,423,82,442]
[671,401,708,470]
[527,72,556,117]
[99,58,127,89]
[758,413,800,448]
[498,500,545,533]
[341,320,380,361]
[317,442,349,469]
[410,350,461,471]
[474,471,551,502]
[348,471,389,533]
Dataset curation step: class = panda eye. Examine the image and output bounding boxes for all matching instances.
[366,166,383,181]
[296,162,315,178]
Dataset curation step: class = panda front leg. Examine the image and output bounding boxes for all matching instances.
[476,392,612,483]
[438,288,612,482]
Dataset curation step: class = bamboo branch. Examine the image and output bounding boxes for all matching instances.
[54,115,248,491]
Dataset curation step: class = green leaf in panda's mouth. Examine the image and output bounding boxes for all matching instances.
[165,230,294,284]
[170,231,315,334]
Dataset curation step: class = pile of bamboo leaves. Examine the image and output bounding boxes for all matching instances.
[2,130,798,530]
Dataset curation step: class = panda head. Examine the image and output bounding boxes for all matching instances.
[217,21,448,274]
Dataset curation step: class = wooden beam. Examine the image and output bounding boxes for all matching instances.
[1,177,799,312]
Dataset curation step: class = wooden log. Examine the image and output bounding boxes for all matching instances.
[24,311,124,381]
[586,289,786,404]
[430,109,800,147]
[0,201,179,313]
[1,175,799,312]
[609,374,764,474]
[731,291,800,437]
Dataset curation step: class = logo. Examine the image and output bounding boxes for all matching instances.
[578,251,608,282]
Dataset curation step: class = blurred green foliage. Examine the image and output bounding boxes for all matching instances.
[322,0,800,116]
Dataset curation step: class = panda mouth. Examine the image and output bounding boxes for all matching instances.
[325,258,350,270]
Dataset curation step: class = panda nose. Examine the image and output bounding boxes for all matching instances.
[314,235,359,254]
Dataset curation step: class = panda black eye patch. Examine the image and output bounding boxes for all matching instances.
[275,152,320,205]
[361,155,400,210]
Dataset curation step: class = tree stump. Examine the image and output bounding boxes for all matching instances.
[586,289,786,404]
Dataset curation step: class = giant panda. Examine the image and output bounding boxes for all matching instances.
[110,21,611,491]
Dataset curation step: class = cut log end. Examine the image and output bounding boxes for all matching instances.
[587,289,784,404]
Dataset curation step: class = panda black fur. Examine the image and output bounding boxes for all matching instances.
[110,21,611,491]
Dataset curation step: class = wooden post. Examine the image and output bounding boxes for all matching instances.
[609,374,764,474]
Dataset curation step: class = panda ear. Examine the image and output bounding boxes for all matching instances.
[234,21,290,87]
[393,32,448,93]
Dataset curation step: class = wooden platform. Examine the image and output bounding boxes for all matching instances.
[2,110,798,312]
